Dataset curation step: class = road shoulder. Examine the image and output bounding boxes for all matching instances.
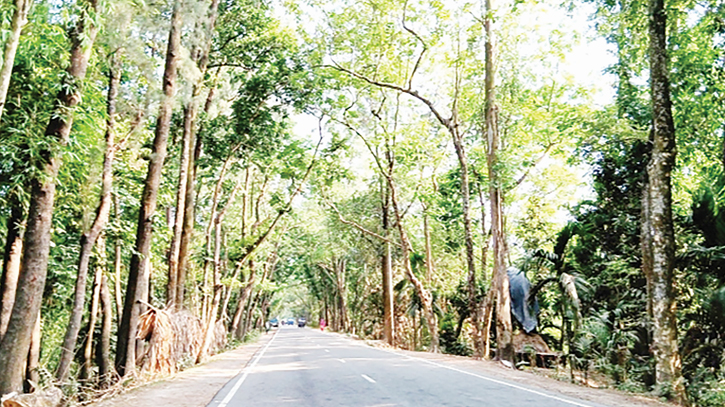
[361,339,674,407]
[88,333,275,407]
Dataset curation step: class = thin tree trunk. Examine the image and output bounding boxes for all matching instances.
[386,174,439,352]
[113,193,123,330]
[423,210,435,286]
[201,155,239,322]
[167,105,192,308]
[97,274,112,386]
[646,0,687,403]
[168,0,219,309]
[0,200,24,341]
[116,2,182,377]
[0,0,31,121]
[57,51,121,383]
[335,259,348,331]
[0,0,99,393]
[198,178,242,361]
[24,313,40,392]
[80,260,103,381]
[231,261,255,338]
[177,87,216,308]
[381,183,395,346]
[477,179,493,358]
[221,262,243,321]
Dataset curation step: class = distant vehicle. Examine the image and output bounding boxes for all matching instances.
[298,317,306,327]
[287,318,295,325]
[269,318,279,327]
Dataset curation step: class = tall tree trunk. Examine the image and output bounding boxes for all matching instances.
[451,123,481,358]
[116,2,182,377]
[646,0,687,403]
[97,274,112,386]
[381,183,395,345]
[57,52,121,383]
[483,0,514,364]
[168,0,220,310]
[385,173,439,352]
[177,87,215,308]
[0,0,31,121]
[0,0,99,393]
[0,199,24,341]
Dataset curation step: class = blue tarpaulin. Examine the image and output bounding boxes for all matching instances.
[507,267,539,333]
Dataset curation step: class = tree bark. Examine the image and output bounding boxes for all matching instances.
[198,177,242,361]
[116,1,182,377]
[646,0,687,403]
[381,183,395,345]
[168,0,220,309]
[0,0,31,122]
[0,199,24,341]
[97,274,112,386]
[482,0,514,364]
[113,193,123,330]
[231,261,255,337]
[385,171,439,352]
[0,0,99,394]
[56,51,121,383]
[24,313,40,392]
[177,87,215,308]
[79,258,103,382]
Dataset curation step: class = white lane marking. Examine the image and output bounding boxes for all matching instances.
[325,349,330,352]
[361,374,376,383]
[337,359,346,363]
[361,344,596,407]
[218,330,279,407]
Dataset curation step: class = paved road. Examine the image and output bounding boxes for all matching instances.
[207,326,611,407]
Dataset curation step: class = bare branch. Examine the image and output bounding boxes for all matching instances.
[402,0,428,90]
[514,142,555,187]
[325,199,401,247]
[324,63,454,134]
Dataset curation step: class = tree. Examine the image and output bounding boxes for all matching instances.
[116,0,182,377]
[56,50,122,383]
[643,0,687,402]
[0,0,100,393]
[0,0,31,121]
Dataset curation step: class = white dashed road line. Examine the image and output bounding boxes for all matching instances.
[217,330,278,407]
[361,374,376,383]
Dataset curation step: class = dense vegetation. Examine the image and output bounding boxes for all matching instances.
[0,0,723,405]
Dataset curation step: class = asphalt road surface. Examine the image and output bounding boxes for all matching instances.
[207,326,612,407]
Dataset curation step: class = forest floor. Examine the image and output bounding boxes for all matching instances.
[86,330,676,407]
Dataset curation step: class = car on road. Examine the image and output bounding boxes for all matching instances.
[269,318,279,327]
[298,317,306,327]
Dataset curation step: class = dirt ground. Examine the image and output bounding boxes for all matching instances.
[88,331,677,407]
